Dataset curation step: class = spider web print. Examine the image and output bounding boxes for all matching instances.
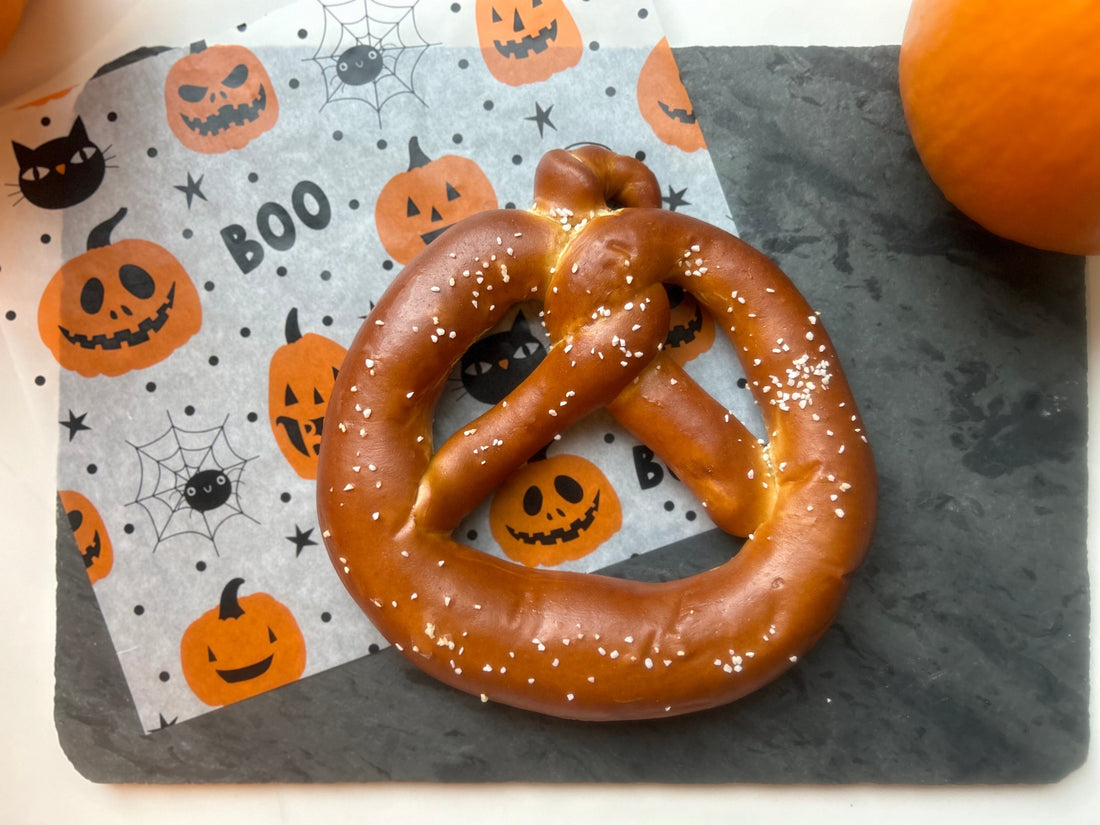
[307,0,434,125]
[128,413,257,554]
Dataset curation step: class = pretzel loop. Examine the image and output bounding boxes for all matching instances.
[318,147,877,721]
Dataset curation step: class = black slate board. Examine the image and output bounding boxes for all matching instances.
[54,45,1089,784]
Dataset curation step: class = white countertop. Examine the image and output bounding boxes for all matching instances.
[0,2,1095,823]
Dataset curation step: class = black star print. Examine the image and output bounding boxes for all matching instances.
[663,185,690,211]
[287,525,318,557]
[60,410,91,441]
[524,102,556,138]
[152,713,178,731]
[174,172,207,209]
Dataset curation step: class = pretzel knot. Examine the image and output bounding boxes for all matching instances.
[317,147,877,720]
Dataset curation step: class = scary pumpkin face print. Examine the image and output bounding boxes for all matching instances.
[164,42,279,153]
[180,577,306,707]
[663,284,715,365]
[375,136,497,264]
[636,37,706,153]
[475,0,583,87]
[58,490,113,584]
[268,308,347,479]
[489,453,622,567]
[37,208,202,378]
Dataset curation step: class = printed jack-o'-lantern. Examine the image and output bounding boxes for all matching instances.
[489,453,622,567]
[375,137,497,264]
[475,0,583,86]
[37,208,202,378]
[636,37,706,153]
[164,41,279,154]
[268,308,347,479]
[663,284,715,365]
[58,489,113,584]
[180,577,306,706]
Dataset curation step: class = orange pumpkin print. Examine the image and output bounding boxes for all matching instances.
[489,453,622,568]
[58,490,114,584]
[37,208,202,378]
[164,42,279,154]
[899,0,1100,254]
[268,308,347,479]
[663,284,714,365]
[475,0,583,87]
[375,137,497,264]
[180,578,306,707]
[636,37,706,153]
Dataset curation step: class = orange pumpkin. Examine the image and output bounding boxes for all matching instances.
[180,577,306,706]
[37,208,202,378]
[663,284,714,365]
[899,0,1100,254]
[58,490,113,584]
[489,453,622,568]
[268,308,347,479]
[475,0,583,86]
[636,37,706,153]
[164,42,279,154]
[375,137,497,264]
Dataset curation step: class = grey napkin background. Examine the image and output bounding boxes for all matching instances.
[54,45,1089,784]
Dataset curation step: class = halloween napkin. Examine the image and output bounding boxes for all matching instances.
[0,0,757,732]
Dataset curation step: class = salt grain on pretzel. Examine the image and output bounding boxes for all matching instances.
[317,146,877,721]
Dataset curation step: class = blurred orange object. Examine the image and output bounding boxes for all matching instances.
[899,0,1100,255]
[0,0,26,55]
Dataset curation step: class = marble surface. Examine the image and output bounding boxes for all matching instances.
[54,45,1089,784]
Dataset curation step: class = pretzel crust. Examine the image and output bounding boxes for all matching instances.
[317,147,877,720]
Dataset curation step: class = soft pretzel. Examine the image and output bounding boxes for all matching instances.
[317,147,877,720]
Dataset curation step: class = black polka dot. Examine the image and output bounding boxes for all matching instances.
[237,23,248,32]
[196,560,207,571]
[41,116,50,127]
[240,327,251,337]
[664,501,675,511]
[297,28,308,39]
[321,611,332,622]
[208,355,219,366]
[248,172,259,183]
[276,266,288,277]
[184,405,196,416]
[483,99,494,111]
[86,464,97,475]
[333,130,343,141]
[40,234,50,244]
[182,228,193,239]
[737,377,748,388]
[146,382,157,392]
[638,8,649,19]
[320,269,333,281]
[34,375,46,386]
[505,201,517,209]
[605,86,616,97]
[458,58,469,69]
[450,2,461,11]
[134,605,145,615]
[685,510,697,521]
[124,523,135,534]
[634,150,647,161]
[5,310,15,321]
[159,671,170,682]
[603,433,615,444]
[511,154,523,165]
[147,147,158,158]
[348,199,360,210]
[368,643,380,654]
[247,412,259,422]
[289,78,300,89]
[466,529,478,541]
[453,133,463,144]
[376,139,388,150]
[589,41,600,50]
[280,492,292,503]
[204,281,215,291]
[322,315,333,326]
[107,111,118,122]
[382,260,394,271]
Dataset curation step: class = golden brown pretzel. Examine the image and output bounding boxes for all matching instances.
[317,147,877,720]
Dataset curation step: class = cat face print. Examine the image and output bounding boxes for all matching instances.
[460,311,546,406]
[10,117,111,210]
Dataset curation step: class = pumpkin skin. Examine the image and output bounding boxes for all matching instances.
[164,42,279,154]
[59,490,114,585]
[37,208,202,378]
[663,284,714,365]
[475,0,583,87]
[375,137,497,265]
[636,37,706,153]
[899,0,1100,254]
[180,578,306,707]
[489,453,622,568]
[268,308,347,479]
